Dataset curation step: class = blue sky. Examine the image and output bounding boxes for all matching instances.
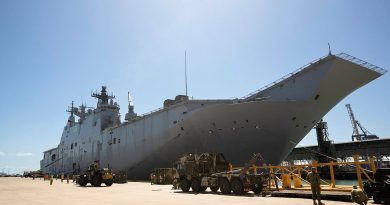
[0,0,389,173]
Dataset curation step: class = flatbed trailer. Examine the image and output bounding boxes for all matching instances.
[177,153,270,195]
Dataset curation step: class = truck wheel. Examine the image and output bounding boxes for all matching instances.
[105,179,113,186]
[231,178,244,195]
[92,176,102,187]
[180,179,190,192]
[373,196,380,204]
[79,177,87,187]
[191,179,201,192]
[220,178,231,195]
[200,186,207,192]
[210,186,219,192]
[252,183,263,195]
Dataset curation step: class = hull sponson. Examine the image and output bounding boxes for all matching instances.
[40,54,386,179]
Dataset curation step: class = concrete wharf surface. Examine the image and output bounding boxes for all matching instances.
[271,190,351,202]
[0,177,361,205]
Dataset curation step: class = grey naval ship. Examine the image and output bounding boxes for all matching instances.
[41,53,387,179]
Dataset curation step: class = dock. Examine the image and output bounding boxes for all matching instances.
[286,138,390,162]
[1,177,355,205]
[271,190,351,202]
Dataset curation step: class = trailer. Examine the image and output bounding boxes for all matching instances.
[176,153,269,195]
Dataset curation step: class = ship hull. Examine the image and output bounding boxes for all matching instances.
[40,53,386,179]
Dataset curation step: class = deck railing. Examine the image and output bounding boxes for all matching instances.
[242,53,388,100]
[241,55,331,100]
[336,53,387,75]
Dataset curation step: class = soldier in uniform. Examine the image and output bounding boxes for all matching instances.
[351,185,368,205]
[50,174,54,185]
[306,167,324,205]
[172,178,178,190]
[150,173,155,185]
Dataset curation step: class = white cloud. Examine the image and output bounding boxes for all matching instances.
[0,152,33,157]
[14,152,33,157]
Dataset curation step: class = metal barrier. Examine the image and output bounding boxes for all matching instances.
[337,53,387,75]
[236,154,376,190]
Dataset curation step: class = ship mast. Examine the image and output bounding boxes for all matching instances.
[66,101,76,126]
[66,101,75,116]
[91,86,115,105]
[185,50,188,96]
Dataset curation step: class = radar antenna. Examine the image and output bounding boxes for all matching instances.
[125,91,137,121]
[91,86,115,104]
[128,91,134,106]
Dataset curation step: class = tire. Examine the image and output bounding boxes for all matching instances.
[210,186,219,192]
[231,178,244,195]
[180,179,190,192]
[252,183,263,195]
[78,177,87,187]
[92,176,102,187]
[191,179,201,193]
[105,179,113,186]
[200,186,207,192]
[219,178,231,195]
[373,196,381,204]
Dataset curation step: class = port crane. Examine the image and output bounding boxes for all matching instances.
[345,104,378,141]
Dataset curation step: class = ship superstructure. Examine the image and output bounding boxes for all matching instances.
[40,53,387,178]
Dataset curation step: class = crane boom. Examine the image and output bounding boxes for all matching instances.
[345,104,378,141]
[346,104,360,137]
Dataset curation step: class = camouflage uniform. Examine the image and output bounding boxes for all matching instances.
[306,168,324,205]
[351,186,368,205]
[172,178,178,190]
[50,175,53,185]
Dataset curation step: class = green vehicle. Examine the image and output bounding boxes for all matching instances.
[77,162,114,187]
[175,153,269,195]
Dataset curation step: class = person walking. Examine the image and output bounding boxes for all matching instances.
[306,167,324,205]
[351,185,368,205]
[150,173,155,185]
[50,174,54,185]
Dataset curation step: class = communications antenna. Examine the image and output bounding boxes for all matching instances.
[185,50,188,96]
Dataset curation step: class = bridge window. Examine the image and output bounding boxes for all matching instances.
[113,138,116,144]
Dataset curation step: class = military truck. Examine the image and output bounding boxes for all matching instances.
[113,171,128,184]
[175,153,269,195]
[363,168,390,204]
[77,162,114,187]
